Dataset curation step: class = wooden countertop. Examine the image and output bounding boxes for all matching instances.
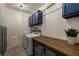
[33,36,79,56]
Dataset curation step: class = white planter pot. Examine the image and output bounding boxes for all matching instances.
[67,37,77,45]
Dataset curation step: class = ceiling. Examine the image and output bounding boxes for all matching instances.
[5,3,45,13]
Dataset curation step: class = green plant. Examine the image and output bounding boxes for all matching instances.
[65,28,79,37]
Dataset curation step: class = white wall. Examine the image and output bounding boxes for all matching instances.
[0,4,30,49]
[6,8,30,49]
[0,4,3,25]
[39,3,79,42]
[0,4,6,26]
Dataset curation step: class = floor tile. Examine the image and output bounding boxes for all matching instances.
[4,47,28,56]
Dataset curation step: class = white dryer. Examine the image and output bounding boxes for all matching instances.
[23,33,40,56]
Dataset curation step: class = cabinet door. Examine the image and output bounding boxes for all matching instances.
[38,11,42,25]
[34,42,45,56]
[32,14,34,25]
[29,16,32,26]
[65,3,79,14]
[45,48,56,56]
[33,14,36,25]
[29,17,31,26]
[33,40,65,56]
[35,13,38,25]
[63,3,79,18]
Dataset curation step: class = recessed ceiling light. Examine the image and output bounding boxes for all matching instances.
[20,4,23,7]
[18,4,24,10]
[20,4,24,8]
[17,3,30,11]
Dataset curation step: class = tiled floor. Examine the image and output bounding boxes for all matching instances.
[4,47,28,56]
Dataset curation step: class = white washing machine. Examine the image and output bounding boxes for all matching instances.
[23,33,40,56]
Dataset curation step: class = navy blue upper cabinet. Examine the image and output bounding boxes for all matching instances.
[62,3,79,19]
[29,10,43,26]
[35,10,43,25]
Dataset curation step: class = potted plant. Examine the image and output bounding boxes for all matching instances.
[65,28,79,45]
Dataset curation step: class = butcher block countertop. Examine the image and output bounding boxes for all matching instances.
[33,36,79,56]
